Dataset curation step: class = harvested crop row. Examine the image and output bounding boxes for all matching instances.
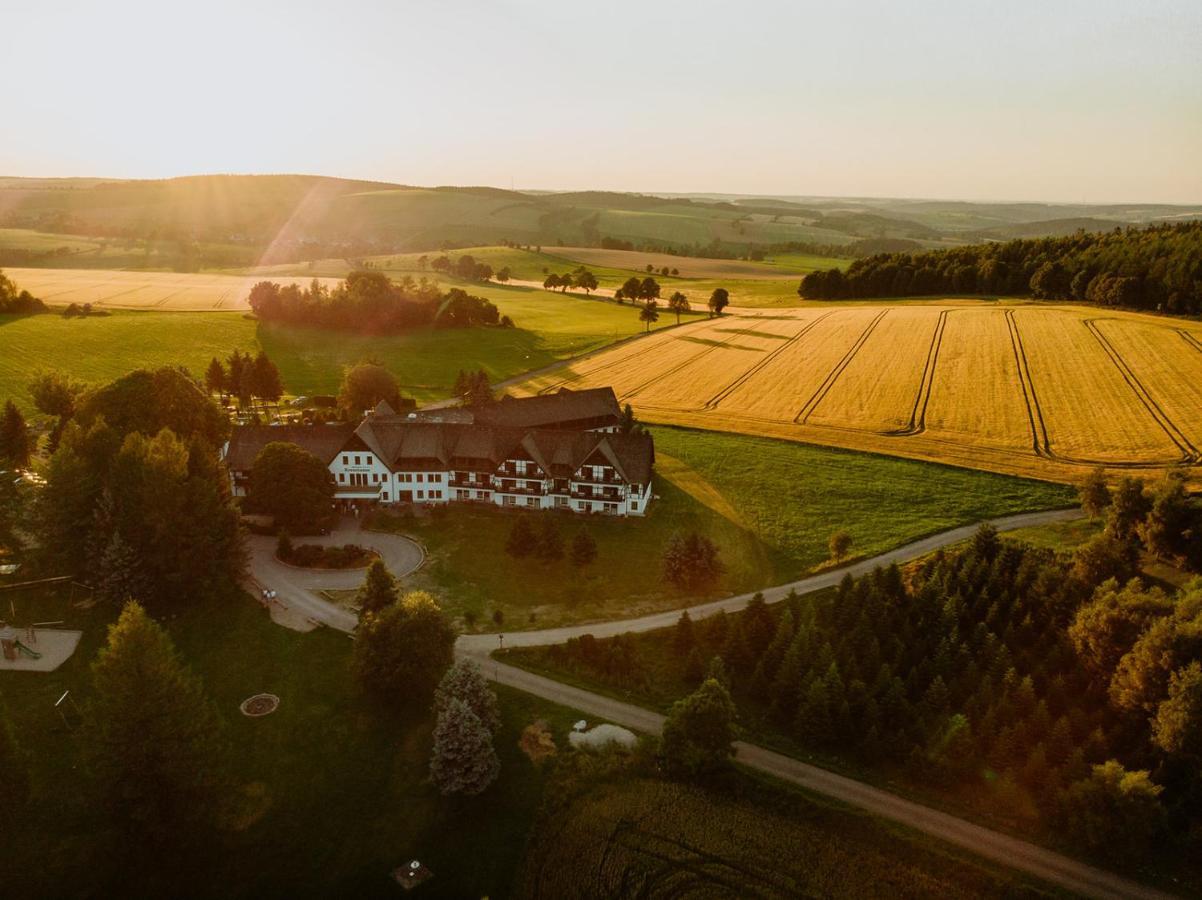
[716,308,885,421]
[523,326,684,394]
[633,315,815,411]
[1014,309,1181,463]
[808,307,942,433]
[1095,319,1202,452]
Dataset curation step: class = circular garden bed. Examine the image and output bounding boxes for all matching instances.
[240,693,280,717]
[277,542,378,570]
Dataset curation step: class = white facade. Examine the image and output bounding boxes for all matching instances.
[326,452,651,516]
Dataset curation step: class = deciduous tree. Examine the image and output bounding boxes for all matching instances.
[667,291,691,324]
[338,362,401,414]
[353,591,456,713]
[1056,761,1165,857]
[661,677,737,780]
[638,299,659,332]
[1079,468,1111,519]
[246,442,334,534]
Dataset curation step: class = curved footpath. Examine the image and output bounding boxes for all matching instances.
[250,506,1175,898]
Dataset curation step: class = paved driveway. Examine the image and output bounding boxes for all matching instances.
[247,518,424,630]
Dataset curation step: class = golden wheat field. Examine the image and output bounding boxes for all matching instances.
[2,267,343,310]
[515,302,1202,482]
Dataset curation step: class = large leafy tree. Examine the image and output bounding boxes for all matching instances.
[246,442,334,534]
[660,676,737,780]
[1152,661,1202,761]
[353,591,456,714]
[338,362,401,414]
[81,602,229,835]
[76,367,228,448]
[1056,761,1165,858]
[29,370,86,451]
[638,299,659,332]
[667,291,691,324]
[1067,579,1173,676]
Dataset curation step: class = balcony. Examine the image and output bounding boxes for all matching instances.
[494,482,546,497]
[573,473,625,486]
[570,488,622,501]
[449,475,490,489]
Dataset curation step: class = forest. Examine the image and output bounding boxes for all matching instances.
[798,221,1202,314]
[527,478,1202,862]
[247,270,506,333]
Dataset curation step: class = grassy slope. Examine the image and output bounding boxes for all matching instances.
[0,288,672,410]
[376,426,1075,628]
[0,584,574,899]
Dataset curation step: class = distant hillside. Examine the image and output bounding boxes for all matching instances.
[2,174,1199,265]
[969,217,1134,240]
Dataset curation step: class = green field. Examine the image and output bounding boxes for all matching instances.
[0,227,258,271]
[373,426,1075,628]
[0,287,677,410]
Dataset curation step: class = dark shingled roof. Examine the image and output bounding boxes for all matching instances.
[225,423,357,471]
[224,387,653,486]
[349,419,654,484]
[471,387,621,430]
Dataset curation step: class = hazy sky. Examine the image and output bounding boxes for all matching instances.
[3,0,1199,203]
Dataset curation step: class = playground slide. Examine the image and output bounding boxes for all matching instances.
[14,640,42,660]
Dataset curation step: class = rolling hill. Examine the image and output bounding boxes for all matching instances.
[5,175,1199,268]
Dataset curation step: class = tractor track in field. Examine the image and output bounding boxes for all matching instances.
[890,309,949,436]
[619,317,783,404]
[151,287,189,308]
[1005,310,1053,459]
[793,309,889,424]
[1178,329,1202,355]
[1085,319,1198,463]
[536,328,680,395]
[702,311,835,410]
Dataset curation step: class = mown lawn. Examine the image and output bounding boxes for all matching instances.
[0,287,673,410]
[0,583,575,899]
[373,426,1075,629]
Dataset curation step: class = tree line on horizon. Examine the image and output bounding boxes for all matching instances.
[798,221,1202,314]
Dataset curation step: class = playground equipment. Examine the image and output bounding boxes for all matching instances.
[0,622,17,660]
